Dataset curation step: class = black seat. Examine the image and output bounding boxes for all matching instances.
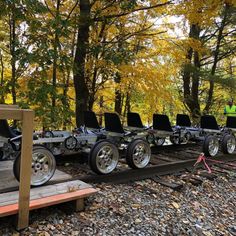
[200,115,219,130]
[0,120,18,138]
[226,116,236,129]
[176,114,191,127]
[104,113,124,134]
[127,112,144,128]
[153,114,173,132]
[84,111,100,129]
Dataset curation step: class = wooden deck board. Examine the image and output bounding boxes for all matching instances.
[0,161,97,219]
[0,180,92,206]
[0,184,97,217]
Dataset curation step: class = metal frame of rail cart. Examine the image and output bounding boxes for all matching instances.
[83,111,151,175]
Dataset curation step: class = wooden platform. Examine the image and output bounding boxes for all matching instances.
[0,160,97,228]
[0,179,97,217]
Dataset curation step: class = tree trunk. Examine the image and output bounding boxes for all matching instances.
[123,91,131,117]
[9,3,17,105]
[191,50,201,119]
[182,24,201,120]
[98,96,104,126]
[88,21,106,111]
[0,50,5,103]
[51,0,61,123]
[73,0,90,126]
[114,72,122,115]
[204,4,229,113]
[183,48,193,106]
[88,67,98,110]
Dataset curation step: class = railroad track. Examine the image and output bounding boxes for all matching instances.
[79,154,236,184]
[1,142,236,194]
[57,142,236,187]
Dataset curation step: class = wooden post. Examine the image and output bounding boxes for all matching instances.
[17,110,34,229]
[0,105,34,230]
[74,198,84,212]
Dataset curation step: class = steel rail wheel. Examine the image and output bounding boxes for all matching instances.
[13,145,56,186]
[126,139,151,169]
[89,140,119,175]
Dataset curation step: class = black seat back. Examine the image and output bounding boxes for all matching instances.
[127,112,144,128]
[176,114,191,127]
[200,115,219,130]
[226,116,236,129]
[0,120,17,138]
[153,114,173,132]
[84,111,100,129]
[104,113,124,133]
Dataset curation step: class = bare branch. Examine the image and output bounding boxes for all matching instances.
[43,0,55,18]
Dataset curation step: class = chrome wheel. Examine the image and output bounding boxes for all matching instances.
[208,138,219,156]
[96,145,118,174]
[126,139,151,169]
[13,146,56,186]
[89,141,119,174]
[222,134,236,154]
[226,136,236,153]
[31,147,56,186]
[203,135,219,157]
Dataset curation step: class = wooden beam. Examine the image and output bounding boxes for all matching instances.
[0,108,23,120]
[17,110,34,230]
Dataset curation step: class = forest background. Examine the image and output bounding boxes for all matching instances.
[0,0,235,129]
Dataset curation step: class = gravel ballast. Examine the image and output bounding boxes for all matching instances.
[0,174,235,236]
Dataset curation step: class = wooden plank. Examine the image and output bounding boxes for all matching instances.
[0,108,23,120]
[0,187,97,217]
[17,110,34,230]
[0,180,91,206]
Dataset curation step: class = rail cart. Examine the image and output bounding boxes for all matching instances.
[83,111,151,175]
[127,112,190,146]
[175,114,236,157]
